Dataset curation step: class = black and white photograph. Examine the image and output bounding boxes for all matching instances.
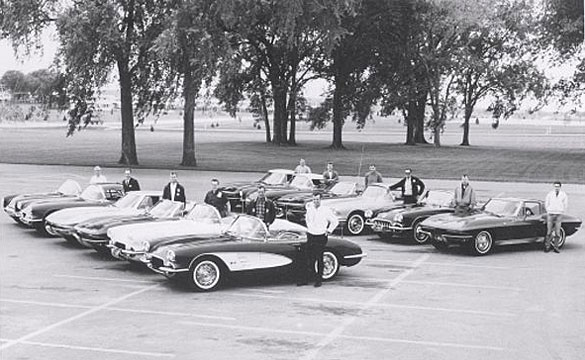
[0,0,584,359]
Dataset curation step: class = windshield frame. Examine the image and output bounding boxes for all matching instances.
[113,193,144,209]
[224,215,268,242]
[259,172,288,186]
[483,199,522,217]
[80,185,106,201]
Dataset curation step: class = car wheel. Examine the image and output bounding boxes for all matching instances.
[275,207,285,219]
[320,251,340,280]
[188,258,224,292]
[556,227,567,249]
[412,220,429,244]
[347,212,366,236]
[470,231,493,255]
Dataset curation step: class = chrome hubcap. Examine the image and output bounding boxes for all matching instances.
[194,261,219,288]
[476,232,491,252]
[414,225,428,243]
[348,215,364,234]
[322,252,338,280]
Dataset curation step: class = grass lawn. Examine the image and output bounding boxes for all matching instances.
[0,126,583,183]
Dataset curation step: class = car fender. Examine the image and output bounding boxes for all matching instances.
[189,252,293,272]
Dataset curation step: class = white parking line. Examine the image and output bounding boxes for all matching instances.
[338,276,524,291]
[301,254,429,360]
[226,291,514,317]
[54,274,160,284]
[367,258,511,270]
[0,298,236,321]
[0,283,160,351]
[0,338,174,358]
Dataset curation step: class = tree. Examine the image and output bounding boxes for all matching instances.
[0,70,27,93]
[216,0,356,145]
[56,0,175,165]
[151,0,226,166]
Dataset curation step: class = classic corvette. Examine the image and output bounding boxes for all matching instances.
[274,181,362,223]
[146,214,366,291]
[366,190,454,244]
[44,191,160,242]
[17,183,125,234]
[3,180,82,223]
[73,199,194,251]
[107,204,233,263]
[319,183,401,235]
[418,197,582,255]
[242,173,326,209]
[219,169,295,212]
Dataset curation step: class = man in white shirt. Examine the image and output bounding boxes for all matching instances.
[89,166,108,184]
[544,181,568,253]
[294,158,312,174]
[298,193,339,287]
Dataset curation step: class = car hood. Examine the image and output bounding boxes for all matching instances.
[13,194,78,210]
[109,220,223,248]
[75,214,155,232]
[322,197,400,213]
[421,212,507,231]
[46,206,132,226]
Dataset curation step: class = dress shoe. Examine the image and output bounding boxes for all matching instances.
[552,247,560,253]
[297,282,308,286]
[544,247,551,253]
[314,282,322,288]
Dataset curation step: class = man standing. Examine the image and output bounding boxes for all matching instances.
[451,174,476,216]
[364,164,383,187]
[246,185,276,227]
[122,168,141,192]
[162,171,186,204]
[89,166,108,184]
[389,168,425,204]
[204,179,229,217]
[298,193,339,287]
[294,158,312,174]
[544,181,568,253]
[322,162,339,186]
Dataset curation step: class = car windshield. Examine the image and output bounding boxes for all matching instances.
[483,199,521,217]
[149,200,184,218]
[113,193,143,209]
[362,186,388,199]
[290,175,314,190]
[225,216,268,241]
[423,191,453,206]
[57,180,82,195]
[330,182,356,196]
[80,185,105,201]
[185,204,221,224]
[259,172,287,185]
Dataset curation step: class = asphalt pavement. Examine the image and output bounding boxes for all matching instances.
[1,164,584,360]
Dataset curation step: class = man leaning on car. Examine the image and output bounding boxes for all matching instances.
[389,168,425,204]
[544,181,568,253]
[451,174,476,216]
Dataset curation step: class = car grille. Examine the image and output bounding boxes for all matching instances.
[113,241,126,250]
[150,256,164,269]
[373,220,396,230]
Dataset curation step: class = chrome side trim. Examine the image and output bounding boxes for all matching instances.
[344,253,367,259]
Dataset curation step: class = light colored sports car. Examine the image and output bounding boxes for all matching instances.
[107,204,234,263]
[320,183,402,235]
[44,191,160,242]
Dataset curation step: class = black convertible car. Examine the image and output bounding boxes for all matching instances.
[147,215,366,291]
[366,190,454,244]
[419,197,582,255]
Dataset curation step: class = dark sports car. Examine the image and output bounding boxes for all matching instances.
[242,173,326,210]
[419,197,582,255]
[365,190,454,244]
[72,200,193,251]
[17,183,125,235]
[274,181,362,223]
[219,169,295,212]
[147,215,366,291]
[3,180,82,223]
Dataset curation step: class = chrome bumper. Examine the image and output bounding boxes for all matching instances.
[147,264,189,275]
[344,253,367,259]
[366,219,412,232]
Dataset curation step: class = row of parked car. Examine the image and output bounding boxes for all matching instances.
[2,179,365,291]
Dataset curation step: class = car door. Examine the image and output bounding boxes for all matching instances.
[506,201,541,240]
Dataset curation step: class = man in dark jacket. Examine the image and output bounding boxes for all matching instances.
[204,179,229,217]
[246,184,276,227]
[122,168,141,192]
[389,168,425,204]
[162,171,186,204]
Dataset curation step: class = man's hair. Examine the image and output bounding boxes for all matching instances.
[94,166,101,171]
[125,168,132,173]
[462,174,468,178]
[405,168,412,173]
[554,181,562,186]
[312,192,322,198]
[327,161,333,165]
[370,164,376,167]
[257,184,266,190]
[211,178,219,184]
[170,171,177,176]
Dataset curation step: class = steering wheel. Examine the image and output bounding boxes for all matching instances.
[275,231,302,241]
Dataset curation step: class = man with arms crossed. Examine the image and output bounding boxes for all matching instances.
[544,181,568,253]
[298,193,339,287]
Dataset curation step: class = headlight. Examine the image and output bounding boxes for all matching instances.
[239,191,244,198]
[365,210,373,218]
[330,208,340,216]
[137,240,150,252]
[166,250,176,262]
[393,213,403,223]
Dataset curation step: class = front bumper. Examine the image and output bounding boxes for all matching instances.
[418,228,473,244]
[366,219,412,234]
[107,243,148,262]
[45,222,76,237]
[147,255,189,276]
[19,212,41,226]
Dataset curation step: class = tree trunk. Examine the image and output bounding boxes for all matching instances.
[460,105,473,146]
[405,102,416,145]
[413,96,428,144]
[181,71,197,166]
[331,69,346,149]
[433,126,441,147]
[116,61,139,165]
[288,92,296,145]
[260,94,271,143]
[272,82,287,145]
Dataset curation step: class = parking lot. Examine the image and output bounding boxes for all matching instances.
[1,164,584,360]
